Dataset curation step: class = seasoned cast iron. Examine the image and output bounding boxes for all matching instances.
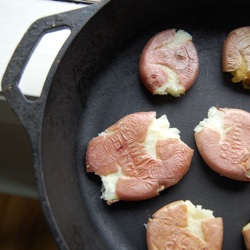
[2,0,250,249]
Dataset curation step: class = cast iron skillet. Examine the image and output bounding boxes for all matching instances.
[2,0,250,249]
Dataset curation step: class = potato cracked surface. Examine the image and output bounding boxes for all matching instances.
[139,29,199,97]
[194,106,250,181]
[146,200,223,250]
[222,26,250,88]
[86,112,193,204]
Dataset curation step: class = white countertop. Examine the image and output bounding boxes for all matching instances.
[0,0,89,97]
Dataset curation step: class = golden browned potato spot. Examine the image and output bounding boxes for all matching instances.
[242,222,250,250]
[222,26,250,88]
[146,200,223,250]
[194,106,250,181]
[139,29,199,97]
[86,112,193,205]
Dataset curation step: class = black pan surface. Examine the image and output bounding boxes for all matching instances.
[6,0,250,249]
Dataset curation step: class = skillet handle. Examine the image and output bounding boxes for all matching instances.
[1,1,106,145]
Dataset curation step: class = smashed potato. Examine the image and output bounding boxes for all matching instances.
[86,111,193,204]
[194,106,250,181]
[222,26,250,88]
[139,29,199,97]
[146,200,223,250]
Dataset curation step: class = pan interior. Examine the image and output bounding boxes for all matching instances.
[41,1,250,249]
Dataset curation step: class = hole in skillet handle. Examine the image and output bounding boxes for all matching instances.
[19,28,71,101]
[0,12,76,140]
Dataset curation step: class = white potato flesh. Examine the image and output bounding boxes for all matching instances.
[185,200,214,240]
[153,66,184,96]
[194,106,226,140]
[243,222,250,231]
[100,166,123,201]
[168,29,192,48]
[144,115,180,158]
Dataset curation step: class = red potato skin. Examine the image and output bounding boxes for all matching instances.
[146,201,223,250]
[222,26,250,72]
[86,112,194,203]
[195,108,250,181]
[139,29,199,94]
[222,26,250,87]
